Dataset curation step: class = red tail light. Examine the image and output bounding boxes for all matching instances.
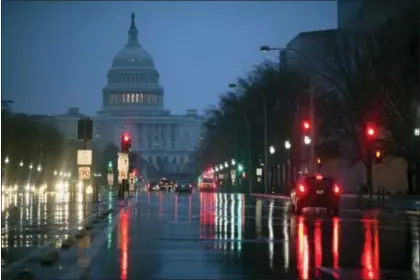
[298,184,306,193]
[212,183,216,188]
[333,184,340,194]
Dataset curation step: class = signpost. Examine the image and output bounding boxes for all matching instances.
[77,150,92,166]
[107,173,114,186]
[118,153,129,183]
[78,167,91,180]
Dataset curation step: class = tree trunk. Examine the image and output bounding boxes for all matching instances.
[406,163,414,194]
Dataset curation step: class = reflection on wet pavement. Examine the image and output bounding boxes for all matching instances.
[1,188,114,268]
[84,192,420,280]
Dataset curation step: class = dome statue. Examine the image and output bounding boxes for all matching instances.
[111,13,155,69]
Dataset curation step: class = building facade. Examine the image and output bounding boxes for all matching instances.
[337,0,418,30]
[53,13,203,177]
[93,13,202,176]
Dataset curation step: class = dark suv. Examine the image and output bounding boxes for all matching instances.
[290,175,341,216]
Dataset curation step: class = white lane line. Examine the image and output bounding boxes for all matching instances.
[60,196,137,280]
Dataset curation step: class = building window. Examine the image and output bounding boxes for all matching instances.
[122,94,126,103]
[131,93,135,103]
[135,93,139,103]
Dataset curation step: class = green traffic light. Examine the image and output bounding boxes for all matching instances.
[108,161,113,168]
[237,164,243,172]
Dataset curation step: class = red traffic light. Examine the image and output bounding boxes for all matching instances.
[366,125,376,138]
[121,133,132,153]
[302,120,311,131]
[123,133,130,142]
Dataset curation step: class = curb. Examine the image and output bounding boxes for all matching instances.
[60,195,137,280]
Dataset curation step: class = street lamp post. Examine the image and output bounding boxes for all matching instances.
[228,83,254,193]
[260,45,318,175]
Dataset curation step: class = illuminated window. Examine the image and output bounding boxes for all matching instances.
[131,93,135,103]
[135,93,139,103]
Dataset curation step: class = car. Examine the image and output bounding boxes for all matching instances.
[159,178,176,191]
[199,177,216,191]
[290,174,341,216]
[175,180,193,193]
[148,180,161,191]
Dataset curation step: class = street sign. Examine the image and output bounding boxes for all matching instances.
[77,150,92,166]
[118,153,129,171]
[78,167,91,180]
[107,173,114,186]
[118,170,127,183]
[230,169,236,184]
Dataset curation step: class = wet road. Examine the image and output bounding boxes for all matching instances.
[82,192,420,280]
[1,186,116,268]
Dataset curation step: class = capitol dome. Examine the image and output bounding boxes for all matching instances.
[111,13,155,69]
[100,12,166,116]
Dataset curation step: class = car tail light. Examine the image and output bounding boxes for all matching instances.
[212,183,216,188]
[333,184,340,194]
[298,184,306,193]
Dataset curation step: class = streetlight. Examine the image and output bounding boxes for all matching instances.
[260,45,317,175]
[4,157,9,164]
[269,146,276,155]
[29,164,33,170]
[414,128,420,137]
[228,83,254,192]
[284,140,291,150]
[215,166,219,172]
[231,159,236,166]
[19,161,23,167]
[304,136,312,145]
[54,170,57,176]
[219,164,223,170]
[224,162,228,168]
[37,165,42,172]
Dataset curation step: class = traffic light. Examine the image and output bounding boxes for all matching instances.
[121,133,131,153]
[366,124,376,139]
[374,150,382,163]
[237,164,244,172]
[77,118,93,140]
[302,120,311,132]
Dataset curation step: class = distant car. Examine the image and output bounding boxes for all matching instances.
[199,177,216,191]
[159,179,176,191]
[290,175,341,216]
[175,180,193,193]
[148,180,160,191]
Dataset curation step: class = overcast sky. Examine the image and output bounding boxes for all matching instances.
[2,1,336,116]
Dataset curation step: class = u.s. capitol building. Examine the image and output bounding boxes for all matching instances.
[55,13,203,177]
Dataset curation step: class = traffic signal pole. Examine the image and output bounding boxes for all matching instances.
[308,82,316,175]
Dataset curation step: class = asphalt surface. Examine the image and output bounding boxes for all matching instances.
[2,189,419,279]
[80,191,420,280]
